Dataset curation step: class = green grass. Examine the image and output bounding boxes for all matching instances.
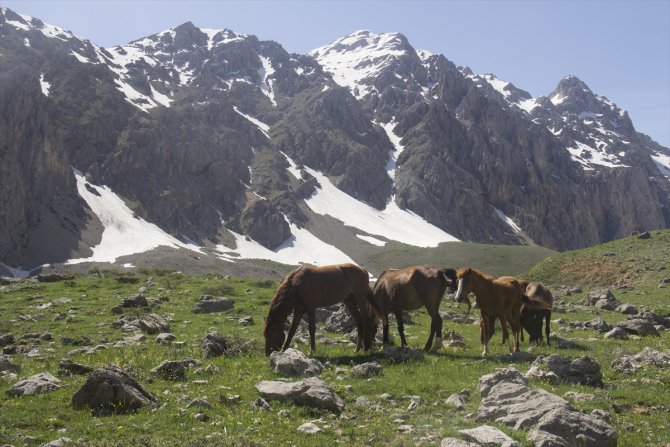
[1,231,669,446]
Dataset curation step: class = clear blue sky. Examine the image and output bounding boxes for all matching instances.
[3,0,669,147]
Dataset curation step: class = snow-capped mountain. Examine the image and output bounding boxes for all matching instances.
[1,9,668,275]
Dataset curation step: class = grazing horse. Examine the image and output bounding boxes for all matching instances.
[372,266,457,351]
[262,263,382,356]
[454,268,526,355]
[520,282,554,346]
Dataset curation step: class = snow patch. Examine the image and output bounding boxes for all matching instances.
[70,51,90,64]
[150,85,173,107]
[516,98,539,113]
[67,170,201,264]
[493,207,521,233]
[376,120,406,180]
[550,93,567,106]
[651,152,670,178]
[39,73,51,97]
[356,234,387,246]
[482,74,511,98]
[258,55,277,106]
[566,141,629,170]
[233,106,270,138]
[282,153,459,247]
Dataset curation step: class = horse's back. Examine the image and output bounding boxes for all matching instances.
[526,282,553,310]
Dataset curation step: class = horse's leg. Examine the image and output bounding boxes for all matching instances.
[545,311,551,346]
[307,307,317,356]
[343,295,365,352]
[282,307,304,352]
[499,315,513,353]
[383,314,390,345]
[425,306,442,352]
[480,313,489,356]
[395,310,408,346]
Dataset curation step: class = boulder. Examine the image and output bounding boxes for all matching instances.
[297,422,322,434]
[192,296,235,314]
[616,319,660,336]
[615,303,638,315]
[479,367,528,398]
[5,372,61,396]
[526,355,603,387]
[255,377,344,413]
[440,438,479,447]
[269,348,324,377]
[383,346,424,363]
[151,360,190,380]
[323,304,356,333]
[121,294,148,308]
[60,336,93,346]
[112,314,170,334]
[200,332,229,359]
[0,333,14,347]
[351,362,383,378]
[586,289,617,306]
[58,359,94,376]
[611,348,670,373]
[633,310,670,328]
[594,299,617,311]
[603,327,628,340]
[528,406,618,447]
[445,393,466,411]
[71,365,159,415]
[458,425,521,447]
[156,333,176,345]
[0,356,20,373]
[238,316,254,326]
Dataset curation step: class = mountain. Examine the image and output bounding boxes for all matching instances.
[0,10,668,275]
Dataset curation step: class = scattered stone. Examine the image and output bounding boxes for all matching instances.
[200,332,230,359]
[637,231,651,239]
[616,319,660,337]
[255,377,344,413]
[0,333,15,347]
[151,360,189,381]
[528,406,618,447]
[194,413,210,422]
[192,296,234,314]
[443,330,467,348]
[397,424,413,433]
[156,333,176,345]
[611,348,670,373]
[60,336,93,346]
[112,314,170,334]
[526,355,603,387]
[5,372,61,396]
[42,437,74,446]
[548,334,582,349]
[252,397,271,411]
[383,346,424,363]
[604,327,629,340]
[594,299,618,311]
[121,295,148,308]
[616,303,638,315]
[586,290,619,308]
[238,316,254,326]
[0,356,20,373]
[351,362,382,378]
[407,395,421,412]
[20,332,53,342]
[479,367,528,398]
[323,304,356,333]
[269,348,324,377]
[187,397,213,410]
[440,438,479,447]
[58,359,94,376]
[71,365,159,415]
[459,425,521,447]
[445,394,466,411]
[298,422,322,434]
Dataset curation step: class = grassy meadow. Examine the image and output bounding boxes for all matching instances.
[0,232,669,446]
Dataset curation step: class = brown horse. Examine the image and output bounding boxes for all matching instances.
[262,263,382,356]
[454,268,526,355]
[372,266,457,351]
[520,282,554,346]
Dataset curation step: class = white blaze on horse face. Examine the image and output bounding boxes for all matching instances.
[455,278,464,301]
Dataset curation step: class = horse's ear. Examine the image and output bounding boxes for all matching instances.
[467,267,472,273]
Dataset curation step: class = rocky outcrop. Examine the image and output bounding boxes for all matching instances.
[5,372,61,396]
[255,377,344,413]
[269,348,324,377]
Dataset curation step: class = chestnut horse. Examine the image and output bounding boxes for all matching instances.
[262,263,382,356]
[454,268,527,355]
[372,266,457,351]
[520,282,554,346]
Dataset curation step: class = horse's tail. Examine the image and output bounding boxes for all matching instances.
[440,268,458,293]
[262,267,302,336]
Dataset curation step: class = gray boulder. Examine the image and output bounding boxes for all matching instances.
[71,365,158,414]
[383,346,424,363]
[445,393,466,411]
[269,348,324,377]
[526,355,603,387]
[611,347,670,373]
[0,356,20,373]
[121,294,148,308]
[459,425,521,447]
[351,362,383,378]
[156,333,176,345]
[58,359,94,376]
[5,372,61,396]
[200,332,229,359]
[615,303,638,315]
[255,377,344,413]
[151,360,188,380]
[0,333,14,347]
[440,438,479,447]
[479,367,528,398]
[112,314,170,334]
[603,327,629,340]
[192,296,235,314]
[528,406,617,447]
[323,304,356,333]
[616,319,660,336]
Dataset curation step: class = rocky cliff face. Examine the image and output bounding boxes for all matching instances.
[1,11,668,271]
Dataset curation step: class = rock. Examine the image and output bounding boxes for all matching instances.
[478,380,567,425]
[255,377,344,413]
[156,333,176,345]
[634,310,670,328]
[586,290,618,307]
[187,397,213,410]
[151,360,189,380]
[60,336,93,346]
[548,334,581,349]
[297,422,322,434]
[383,346,424,363]
[323,304,356,333]
[594,299,617,311]
[111,333,146,348]
[585,318,613,333]
[200,332,229,359]
[5,372,61,396]
[611,347,670,373]
[0,356,20,373]
[112,314,170,334]
[479,367,528,398]
[121,294,148,308]
[564,391,595,402]
[42,437,74,446]
[445,393,466,411]
[528,406,618,447]
[269,348,324,377]
[615,303,638,315]
[194,413,210,422]
[440,438,479,447]
[616,319,660,336]
[192,296,235,314]
[407,395,421,412]
[444,330,467,348]
[527,355,603,387]
[637,231,651,239]
[238,316,254,326]
[58,359,94,376]
[36,273,73,282]
[0,333,14,347]
[20,332,53,342]
[351,362,382,378]
[252,397,271,411]
[458,425,521,447]
[71,365,159,414]
[604,327,628,340]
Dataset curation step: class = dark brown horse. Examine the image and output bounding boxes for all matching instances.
[262,263,382,356]
[520,282,554,346]
[372,266,457,351]
[454,268,527,355]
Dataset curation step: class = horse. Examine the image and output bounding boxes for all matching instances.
[454,268,527,356]
[262,263,383,356]
[371,265,457,351]
[520,282,554,346]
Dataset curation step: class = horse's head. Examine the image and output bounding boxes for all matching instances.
[262,317,285,356]
[454,267,473,315]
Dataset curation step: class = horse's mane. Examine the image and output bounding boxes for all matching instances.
[262,267,303,336]
[456,267,493,281]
